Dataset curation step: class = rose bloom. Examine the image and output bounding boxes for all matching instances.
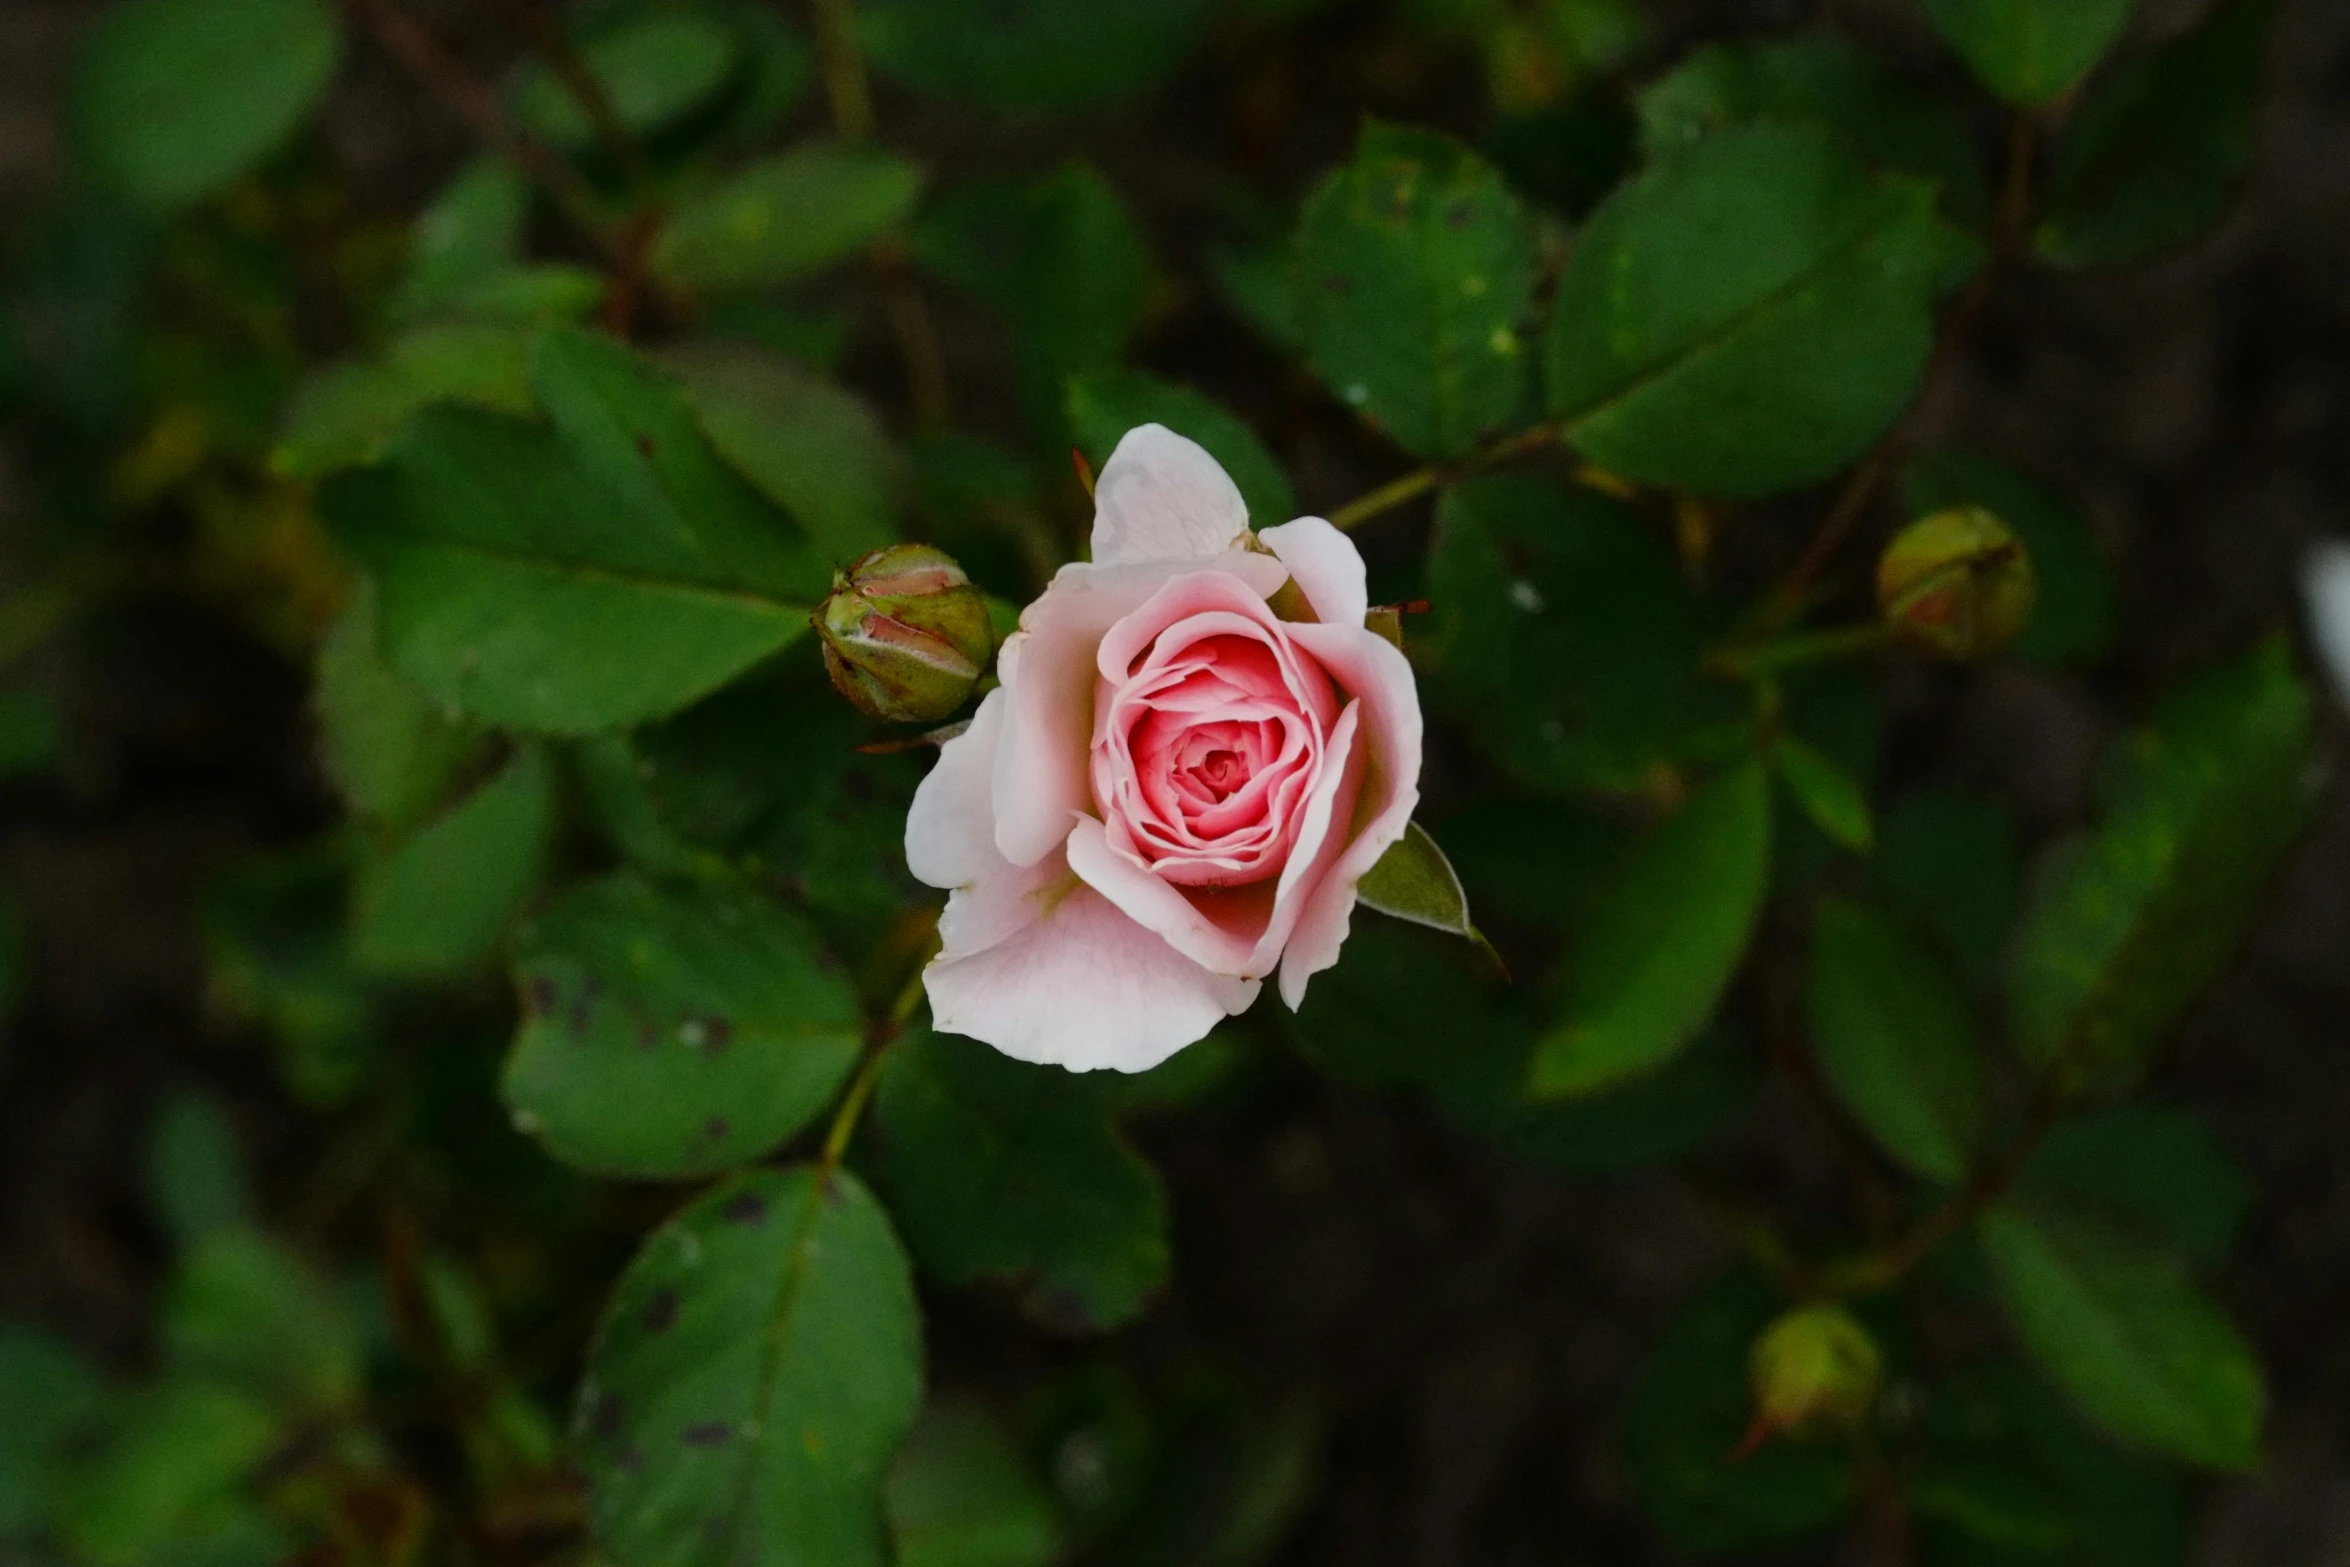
[905,425,1424,1071]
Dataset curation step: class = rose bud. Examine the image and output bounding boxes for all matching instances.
[816,544,995,724]
[1739,1305,1884,1456]
[1876,506,2038,661]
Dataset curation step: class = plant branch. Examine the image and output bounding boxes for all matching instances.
[1747,112,2042,637]
[1328,422,1564,531]
[808,0,878,141]
[1812,1086,2062,1297]
[342,0,622,262]
[498,0,647,186]
[817,946,932,1174]
[1707,621,1892,680]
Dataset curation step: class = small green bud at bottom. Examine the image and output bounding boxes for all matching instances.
[1740,1304,1883,1457]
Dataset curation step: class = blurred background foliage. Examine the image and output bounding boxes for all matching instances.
[0,0,2346,1564]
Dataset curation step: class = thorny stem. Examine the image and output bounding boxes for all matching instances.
[1328,422,1565,531]
[341,0,623,262]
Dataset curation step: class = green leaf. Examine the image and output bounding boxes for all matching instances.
[875,1030,1168,1330]
[1623,1271,1855,1554]
[1918,0,2138,105]
[162,1230,361,1412]
[1773,733,1873,852]
[887,1401,1062,1567]
[502,874,863,1180]
[146,1091,252,1248]
[313,582,480,833]
[1294,124,1538,460]
[1355,820,1484,948]
[514,10,739,150]
[1531,759,1773,1096]
[1908,1359,2188,1567]
[2009,638,2321,1090]
[70,0,343,212]
[1979,1202,2264,1470]
[1066,370,1296,528]
[352,746,553,978]
[860,0,1208,113]
[0,1328,105,1538]
[1901,451,2114,666]
[2017,1106,2252,1266]
[1874,786,2021,988]
[913,166,1156,431]
[1208,240,1302,352]
[275,324,537,479]
[665,339,906,563]
[1544,122,1962,498]
[325,327,827,734]
[2035,0,2267,269]
[202,846,383,1107]
[1807,896,1984,1183]
[1635,35,1987,219]
[1427,474,1726,794]
[61,1380,285,1567]
[577,1166,924,1567]
[654,142,926,296]
[391,158,528,323]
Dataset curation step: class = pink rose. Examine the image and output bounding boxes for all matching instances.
[905,425,1425,1071]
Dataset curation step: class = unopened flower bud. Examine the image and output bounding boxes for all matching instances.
[1876,507,2037,661]
[1741,1305,1883,1455]
[816,544,993,723]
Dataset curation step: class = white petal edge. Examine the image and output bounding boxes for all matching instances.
[1273,623,1424,1010]
[923,876,1260,1072]
[905,687,1009,891]
[1090,424,1251,566]
[1259,516,1369,629]
[2305,540,2350,711]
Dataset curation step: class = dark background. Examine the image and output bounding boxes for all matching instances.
[4,1,2350,1562]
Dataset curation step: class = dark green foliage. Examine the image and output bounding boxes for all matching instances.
[1295,125,1538,459]
[4,6,2306,1565]
[578,1167,925,1567]
[1532,760,1773,1095]
[1622,1272,1856,1554]
[875,1031,1169,1330]
[2037,0,2270,268]
[71,0,343,212]
[2009,638,2321,1090]
[1427,474,1725,794]
[1979,1203,2264,1469]
[1808,897,1985,1184]
[1916,0,2140,105]
[1545,123,1965,497]
[503,874,864,1180]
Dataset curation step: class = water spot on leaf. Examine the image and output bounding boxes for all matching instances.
[1508,579,1547,613]
[642,1289,678,1333]
[722,1191,768,1226]
[702,1116,729,1143]
[682,1420,733,1447]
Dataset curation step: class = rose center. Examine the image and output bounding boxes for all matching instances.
[1191,748,1244,799]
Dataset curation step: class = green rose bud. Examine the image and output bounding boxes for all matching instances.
[1740,1304,1884,1456]
[1876,506,2038,661]
[815,544,994,724]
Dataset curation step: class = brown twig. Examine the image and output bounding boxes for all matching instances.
[341,0,622,261]
[498,0,647,186]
